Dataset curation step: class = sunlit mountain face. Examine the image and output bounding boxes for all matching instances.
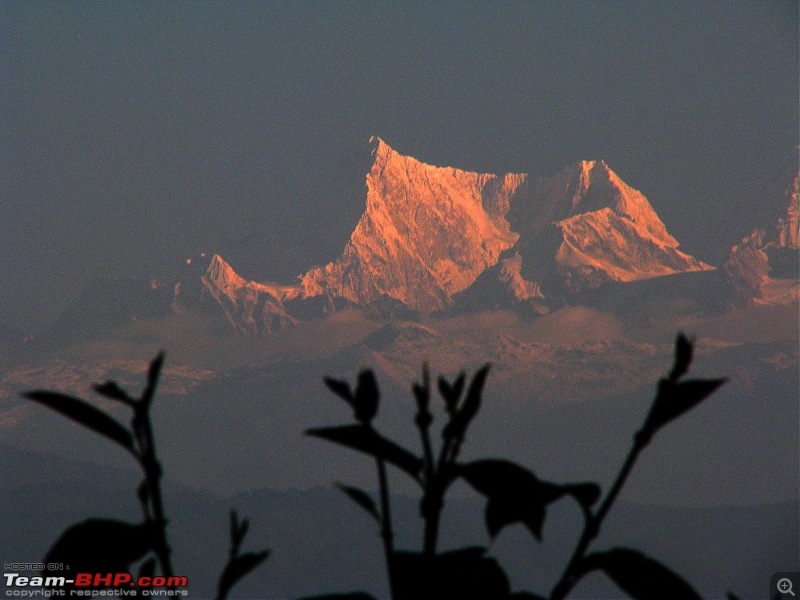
[0,139,796,599]
[1,137,796,486]
[200,138,715,328]
[2,3,796,597]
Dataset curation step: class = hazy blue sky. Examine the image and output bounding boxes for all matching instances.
[2,1,797,330]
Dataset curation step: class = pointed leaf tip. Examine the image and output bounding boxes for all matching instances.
[229,510,249,548]
[669,333,694,381]
[307,425,422,481]
[451,372,466,404]
[93,381,134,404]
[336,483,380,523]
[24,391,134,452]
[438,372,466,414]
[217,550,269,600]
[149,352,165,382]
[354,370,379,424]
[324,377,353,404]
[443,365,490,441]
[459,459,562,540]
[643,377,726,438]
[142,352,165,406]
[415,362,430,409]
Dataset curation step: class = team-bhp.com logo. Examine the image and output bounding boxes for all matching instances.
[4,571,189,597]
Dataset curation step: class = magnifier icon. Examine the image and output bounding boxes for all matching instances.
[778,578,796,596]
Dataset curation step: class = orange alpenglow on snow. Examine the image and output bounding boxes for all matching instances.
[548,160,713,290]
[201,137,715,327]
[301,137,525,312]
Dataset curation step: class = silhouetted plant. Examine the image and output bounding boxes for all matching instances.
[21,334,729,599]
[23,353,267,599]
[308,334,725,600]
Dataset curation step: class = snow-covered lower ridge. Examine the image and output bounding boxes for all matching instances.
[202,254,299,334]
[203,138,716,326]
[550,159,713,290]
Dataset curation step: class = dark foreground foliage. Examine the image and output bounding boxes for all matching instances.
[24,353,267,600]
[23,334,735,599]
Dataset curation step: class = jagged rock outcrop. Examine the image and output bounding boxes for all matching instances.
[777,169,800,251]
[509,160,713,292]
[725,169,799,305]
[300,140,711,309]
[300,137,523,312]
[498,253,544,304]
[202,138,715,330]
[202,254,299,334]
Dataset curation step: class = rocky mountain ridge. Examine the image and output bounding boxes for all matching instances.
[724,168,800,305]
[201,138,716,331]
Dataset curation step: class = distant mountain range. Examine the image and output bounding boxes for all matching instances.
[725,166,800,305]
[4,138,792,344]
[192,138,795,334]
[0,140,796,600]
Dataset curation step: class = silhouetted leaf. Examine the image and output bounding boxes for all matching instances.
[450,373,466,406]
[93,381,134,405]
[336,483,380,522]
[486,497,546,540]
[137,557,157,580]
[458,460,565,540]
[43,519,154,580]
[438,373,466,415]
[459,460,562,501]
[582,548,702,600]
[325,377,354,404]
[642,378,726,440]
[217,550,269,600]
[353,370,379,424]
[509,593,547,600]
[727,594,742,600]
[669,333,694,382]
[141,352,165,406]
[443,365,489,441]
[230,510,249,549]
[24,391,134,452]
[563,482,602,509]
[394,547,510,599]
[307,425,423,481]
[412,363,431,412]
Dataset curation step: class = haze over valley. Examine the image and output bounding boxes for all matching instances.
[2,3,797,598]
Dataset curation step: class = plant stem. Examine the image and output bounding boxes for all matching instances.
[376,457,397,600]
[420,431,457,558]
[418,419,435,483]
[134,407,174,581]
[549,435,647,600]
[422,480,443,557]
[415,396,439,557]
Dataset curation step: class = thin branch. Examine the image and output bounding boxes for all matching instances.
[133,401,174,582]
[376,456,397,600]
[549,434,647,600]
